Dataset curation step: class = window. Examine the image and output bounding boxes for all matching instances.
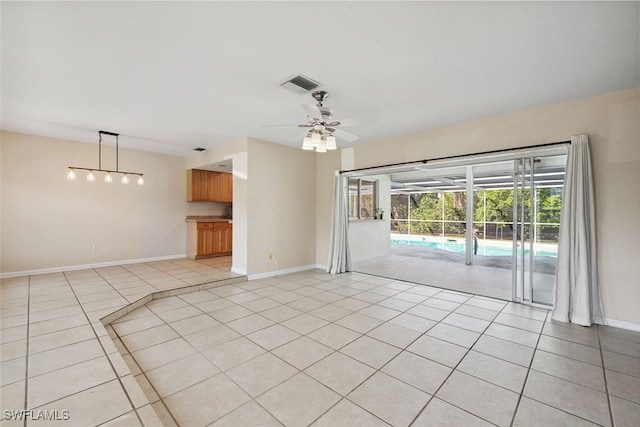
[349,178,378,219]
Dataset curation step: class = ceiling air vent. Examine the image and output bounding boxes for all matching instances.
[280,74,321,94]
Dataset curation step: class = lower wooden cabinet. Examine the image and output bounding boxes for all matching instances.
[195,222,232,258]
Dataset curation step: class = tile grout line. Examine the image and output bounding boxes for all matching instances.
[91,267,141,310]
[507,308,548,427]
[111,276,272,426]
[103,274,247,327]
[117,275,389,426]
[248,274,410,427]
[597,324,616,427]
[259,280,497,427]
[22,275,31,427]
[62,270,146,427]
[407,295,513,427]
[110,326,181,427]
[212,279,492,425]
[507,314,612,427]
[300,286,445,426]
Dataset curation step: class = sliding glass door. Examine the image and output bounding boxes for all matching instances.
[368,148,565,305]
[513,155,564,306]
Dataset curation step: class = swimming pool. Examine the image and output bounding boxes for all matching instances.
[391,239,558,257]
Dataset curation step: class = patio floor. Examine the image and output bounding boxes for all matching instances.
[353,244,555,304]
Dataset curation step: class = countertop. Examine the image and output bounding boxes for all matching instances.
[185,216,232,223]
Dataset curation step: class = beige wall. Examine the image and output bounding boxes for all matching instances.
[0,131,207,274]
[0,131,316,278]
[316,88,640,325]
[246,138,316,276]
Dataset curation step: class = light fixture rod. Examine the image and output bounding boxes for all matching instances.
[98,130,121,172]
[67,130,144,182]
[98,132,102,170]
[67,166,143,177]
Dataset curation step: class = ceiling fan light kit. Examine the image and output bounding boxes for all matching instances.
[297,90,359,153]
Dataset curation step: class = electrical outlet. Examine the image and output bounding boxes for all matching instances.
[269,253,273,260]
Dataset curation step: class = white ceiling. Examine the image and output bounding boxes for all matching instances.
[2,1,638,157]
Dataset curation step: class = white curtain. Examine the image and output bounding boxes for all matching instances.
[552,135,606,326]
[327,172,352,274]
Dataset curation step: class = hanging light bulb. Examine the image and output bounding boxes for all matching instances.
[105,172,113,183]
[325,135,337,150]
[121,173,129,184]
[311,132,322,147]
[302,135,314,150]
[86,170,95,182]
[67,168,77,181]
[137,175,145,185]
[315,138,327,153]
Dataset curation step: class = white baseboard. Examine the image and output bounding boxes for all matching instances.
[248,264,317,281]
[231,266,247,276]
[0,254,187,279]
[605,318,640,332]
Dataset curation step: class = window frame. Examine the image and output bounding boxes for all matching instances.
[349,178,379,220]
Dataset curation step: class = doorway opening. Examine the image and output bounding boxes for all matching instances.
[351,149,567,306]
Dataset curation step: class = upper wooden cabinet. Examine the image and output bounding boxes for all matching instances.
[186,169,209,201]
[187,169,232,202]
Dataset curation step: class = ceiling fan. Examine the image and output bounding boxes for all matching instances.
[270,90,375,153]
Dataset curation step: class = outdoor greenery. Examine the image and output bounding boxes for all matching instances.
[391,188,562,242]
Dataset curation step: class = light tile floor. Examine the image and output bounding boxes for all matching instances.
[2,260,640,426]
[112,270,638,427]
[1,257,241,426]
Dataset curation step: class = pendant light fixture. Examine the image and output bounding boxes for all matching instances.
[67,131,144,185]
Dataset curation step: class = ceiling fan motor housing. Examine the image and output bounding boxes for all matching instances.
[312,90,329,105]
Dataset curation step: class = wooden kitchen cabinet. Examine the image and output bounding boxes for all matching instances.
[215,222,233,253]
[207,172,233,203]
[220,173,233,202]
[186,169,209,201]
[187,170,233,202]
[194,222,232,258]
[196,223,215,256]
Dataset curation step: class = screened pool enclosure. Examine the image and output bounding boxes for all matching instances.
[350,150,567,306]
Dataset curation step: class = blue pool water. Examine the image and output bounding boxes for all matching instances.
[391,239,557,257]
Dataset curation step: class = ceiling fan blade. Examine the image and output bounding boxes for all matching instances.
[331,115,377,128]
[333,128,359,142]
[302,104,323,121]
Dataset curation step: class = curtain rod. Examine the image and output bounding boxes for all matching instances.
[339,140,570,174]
